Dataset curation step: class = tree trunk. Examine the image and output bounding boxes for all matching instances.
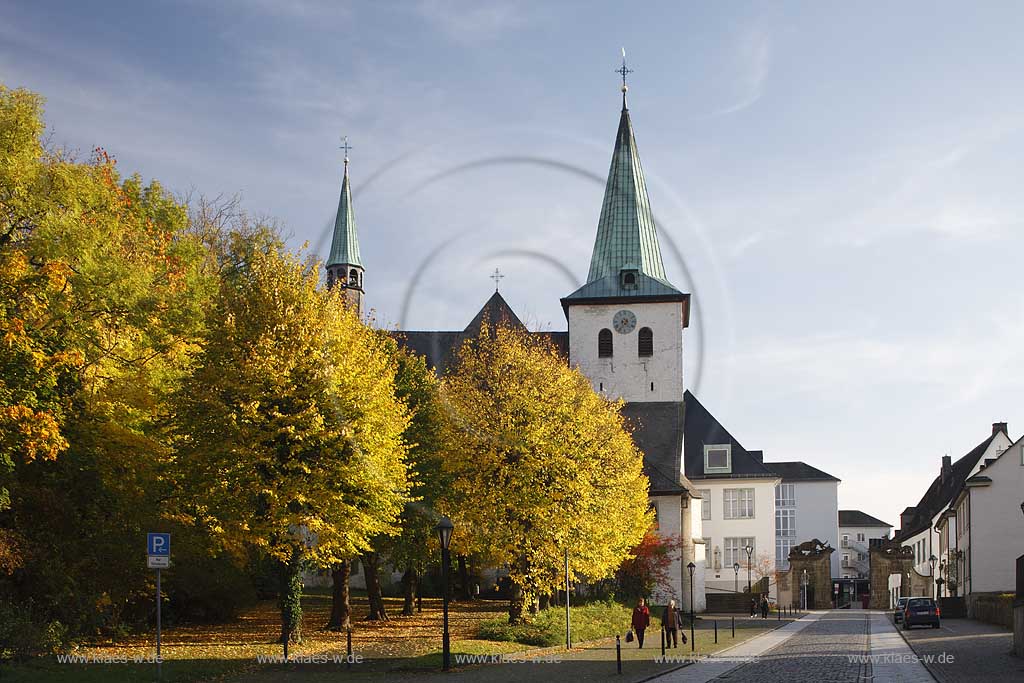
[508,582,527,624]
[362,552,389,621]
[401,566,418,616]
[457,554,470,600]
[538,593,550,611]
[279,548,303,645]
[325,560,352,631]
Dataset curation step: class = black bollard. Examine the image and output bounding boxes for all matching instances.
[346,628,353,670]
[616,635,622,675]
[731,615,735,638]
[714,619,718,643]
[661,627,665,656]
[778,604,781,621]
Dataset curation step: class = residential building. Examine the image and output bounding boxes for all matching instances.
[838,510,892,579]
[684,392,780,598]
[764,462,841,577]
[894,423,1013,596]
[950,432,1024,605]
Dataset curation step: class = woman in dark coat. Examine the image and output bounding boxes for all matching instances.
[631,597,651,648]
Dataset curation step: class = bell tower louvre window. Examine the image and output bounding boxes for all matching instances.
[638,327,653,356]
[598,328,613,358]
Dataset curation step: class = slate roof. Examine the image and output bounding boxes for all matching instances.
[839,510,892,528]
[894,433,996,542]
[764,461,840,483]
[682,390,777,481]
[395,292,567,375]
[585,101,666,284]
[326,160,362,268]
[620,401,688,495]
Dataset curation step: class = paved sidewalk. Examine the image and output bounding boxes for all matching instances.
[899,617,1024,683]
[868,611,935,683]
[652,611,822,682]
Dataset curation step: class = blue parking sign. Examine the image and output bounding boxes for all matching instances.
[147,533,170,556]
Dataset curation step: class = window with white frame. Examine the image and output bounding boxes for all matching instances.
[699,489,711,520]
[776,508,796,537]
[704,444,732,473]
[725,537,755,568]
[857,532,865,542]
[776,538,795,569]
[775,483,795,507]
[723,488,755,519]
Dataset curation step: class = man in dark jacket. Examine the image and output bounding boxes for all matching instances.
[760,595,770,619]
[661,599,680,647]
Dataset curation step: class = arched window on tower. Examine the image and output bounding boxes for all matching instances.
[638,327,653,357]
[598,328,613,358]
[349,268,359,287]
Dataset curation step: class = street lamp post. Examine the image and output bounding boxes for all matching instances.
[733,562,740,593]
[744,545,754,594]
[928,555,937,599]
[435,517,454,672]
[801,569,808,611]
[687,562,696,652]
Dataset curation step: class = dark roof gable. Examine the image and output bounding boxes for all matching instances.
[682,390,776,480]
[621,402,687,495]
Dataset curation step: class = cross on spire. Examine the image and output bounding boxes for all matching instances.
[616,47,633,94]
[339,136,352,164]
[490,267,505,291]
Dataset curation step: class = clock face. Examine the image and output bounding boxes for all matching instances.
[612,309,637,334]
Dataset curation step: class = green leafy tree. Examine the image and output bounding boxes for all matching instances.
[440,324,652,623]
[172,239,411,645]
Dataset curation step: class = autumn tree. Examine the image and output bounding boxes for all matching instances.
[440,324,651,624]
[1,84,216,642]
[172,239,411,646]
[616,532,684,601]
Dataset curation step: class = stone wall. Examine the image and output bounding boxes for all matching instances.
[787,546,834,609]
[967,592,1015,629]
[869,542,930,609]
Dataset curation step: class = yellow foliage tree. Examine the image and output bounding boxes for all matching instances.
[440,324,652,623]
[172,239,411,645]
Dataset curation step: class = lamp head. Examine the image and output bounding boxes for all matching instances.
[687,561,696,576]
[435,516,454,550]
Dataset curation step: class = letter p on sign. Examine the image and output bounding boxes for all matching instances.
[147,533,170,556]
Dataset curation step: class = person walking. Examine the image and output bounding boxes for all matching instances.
[760,595,769,619]
[750,596,757,617]
[631,597,651,648]
[661,599,680,648]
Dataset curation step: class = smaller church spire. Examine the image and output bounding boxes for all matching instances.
[326,136,364,314]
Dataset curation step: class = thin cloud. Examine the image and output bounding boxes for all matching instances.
[710,28,772,117]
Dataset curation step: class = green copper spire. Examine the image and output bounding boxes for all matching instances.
[585,88,667,284]
[326,142,362,269]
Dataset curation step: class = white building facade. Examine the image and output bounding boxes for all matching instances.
[765,463,841,578]
[837,510,892,579]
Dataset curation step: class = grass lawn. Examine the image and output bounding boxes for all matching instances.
[0,589,790,683]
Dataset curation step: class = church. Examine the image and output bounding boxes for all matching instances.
[325,78,709,610]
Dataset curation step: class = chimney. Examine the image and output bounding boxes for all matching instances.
[940,455,952,483]
[993,422,1008,436]
[900,506,917,532]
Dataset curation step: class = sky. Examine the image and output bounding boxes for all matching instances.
[3,0,1024,531]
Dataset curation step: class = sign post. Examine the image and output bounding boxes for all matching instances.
[147,533,170,679]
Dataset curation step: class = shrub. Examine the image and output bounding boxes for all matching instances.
[477,599,631,647]
[0,599,70,661]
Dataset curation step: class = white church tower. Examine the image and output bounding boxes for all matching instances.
[561,64,702,610]
[560,77,690,402]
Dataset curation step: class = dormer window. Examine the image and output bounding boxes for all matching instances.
[704,444,732,474]
[620,268,638,290]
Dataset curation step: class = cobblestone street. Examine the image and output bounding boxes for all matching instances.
[657,610,935,683]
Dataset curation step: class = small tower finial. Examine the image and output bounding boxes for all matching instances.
[490,267,505,292]
[616,47,633,108]
[339,135,352,166]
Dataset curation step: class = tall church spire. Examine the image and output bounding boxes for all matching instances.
[326,137,364,314]
[585,67,668,285]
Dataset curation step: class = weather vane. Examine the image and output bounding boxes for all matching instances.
[339,136,352,163]
[616,47,633,93]
[490,268,505,291]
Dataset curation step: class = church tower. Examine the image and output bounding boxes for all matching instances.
[561,71,690,402]
[325,140,364,315]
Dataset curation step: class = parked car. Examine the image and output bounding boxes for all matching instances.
[902,597,940,629]
[893,597,910,623]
